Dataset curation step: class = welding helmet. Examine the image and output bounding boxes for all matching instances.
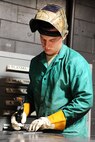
[29,4,68,38]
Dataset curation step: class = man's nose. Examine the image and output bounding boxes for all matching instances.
[45,41,49,47]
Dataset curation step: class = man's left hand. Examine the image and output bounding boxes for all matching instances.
[29,117,54,131]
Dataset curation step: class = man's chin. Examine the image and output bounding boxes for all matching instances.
[46,53,55,56]
[45,52,58,56]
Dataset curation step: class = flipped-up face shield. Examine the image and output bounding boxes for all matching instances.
[32,20,61,37]
[29,4,68,38]
[38,27,61,37]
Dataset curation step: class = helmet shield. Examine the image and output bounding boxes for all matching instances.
[29,4,68,38]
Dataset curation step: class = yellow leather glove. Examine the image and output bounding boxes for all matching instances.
[23,103,30,117]
[29,110,66,131]
[48,110,66,130]
[11,103,30,130]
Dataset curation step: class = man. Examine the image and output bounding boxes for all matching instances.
[11,4,93,137]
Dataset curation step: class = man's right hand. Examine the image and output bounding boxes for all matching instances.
[11,111,27,130]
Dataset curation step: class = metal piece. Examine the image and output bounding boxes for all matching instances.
[6,78,29,85]
[6,88,27,94]
[6,65,29,73]
[3,110,13,116]
[5,100,15,106]
[0,131,94,142]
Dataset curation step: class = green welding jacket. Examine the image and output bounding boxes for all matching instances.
[26,44,93,137]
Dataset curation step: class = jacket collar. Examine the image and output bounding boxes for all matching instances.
[40,44,68,65]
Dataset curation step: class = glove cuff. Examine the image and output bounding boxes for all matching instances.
[48,110,66,130]
[40,117,55,129]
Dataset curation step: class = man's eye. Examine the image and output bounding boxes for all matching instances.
[51,39,55,42]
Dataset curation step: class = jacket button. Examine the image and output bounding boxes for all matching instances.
[44,77,46,80]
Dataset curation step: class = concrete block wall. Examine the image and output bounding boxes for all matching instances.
[73,0,95,137]
[0,0,66,56]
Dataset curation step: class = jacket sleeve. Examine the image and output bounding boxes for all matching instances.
[48,58,93,130]
[63,58,93,127]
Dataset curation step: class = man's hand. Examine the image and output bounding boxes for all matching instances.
[29,117,54,131]
[11,111,27,130]
[29,110,66,131]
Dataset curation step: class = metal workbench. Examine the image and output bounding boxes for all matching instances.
[0,131,95,142]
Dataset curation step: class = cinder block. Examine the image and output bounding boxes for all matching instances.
[73,35,93,53]
[0,1,17,22]
[91,91,95,117]
[18,6,37,24]
[16,41,42,56]
[0,20,34,42]
[37,0,66,9]
[34,31,41,44]
[93,64,95,85]
[3,0,36,8]
[75,4,95,23]
[91,118,95,137]
[74,19,95,38]
[77,0,95,7]
[0,38,15,52]
[78,51,93,63]
[93,38,95,54]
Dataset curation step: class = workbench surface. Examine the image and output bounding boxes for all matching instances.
[0,131,95,142]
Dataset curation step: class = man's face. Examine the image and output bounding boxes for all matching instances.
[40,34,63,56]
